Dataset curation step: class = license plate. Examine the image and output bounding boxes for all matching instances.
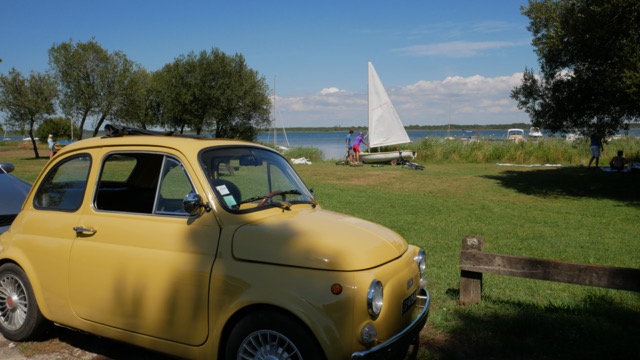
[402,290,417,314]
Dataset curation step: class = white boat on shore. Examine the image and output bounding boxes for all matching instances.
[359,62,416,164]
[507,128,525,143]
[529,127,543,140]
[360,150,416,164]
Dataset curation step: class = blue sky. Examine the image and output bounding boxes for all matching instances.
[1,0,539,128]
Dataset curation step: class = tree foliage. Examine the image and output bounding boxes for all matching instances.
[48,39,136,139]
[511,0,640,135]
[5,41,270,142]
[154,48,271,140]
[0,69,57,158]
[114,67,161,130]
[36,116,79,143]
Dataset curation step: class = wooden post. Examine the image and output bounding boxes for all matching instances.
[460,236,484,305]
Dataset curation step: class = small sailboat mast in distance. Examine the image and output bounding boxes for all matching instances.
[270,77,290,152]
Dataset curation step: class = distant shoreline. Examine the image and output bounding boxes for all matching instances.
[265,123,640,133]
[269,123,533,133]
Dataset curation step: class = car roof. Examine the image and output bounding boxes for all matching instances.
[55,127,272,157]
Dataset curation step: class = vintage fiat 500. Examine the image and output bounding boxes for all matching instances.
[0,126,429,359]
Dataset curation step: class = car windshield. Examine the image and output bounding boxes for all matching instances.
[200,146,315,212]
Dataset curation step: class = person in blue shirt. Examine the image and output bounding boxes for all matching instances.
[345,129,354,163]
[588,132,604,167]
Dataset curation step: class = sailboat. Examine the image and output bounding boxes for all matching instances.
[359,62,416,164]
[270,77,290,152]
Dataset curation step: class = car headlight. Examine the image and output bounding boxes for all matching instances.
[367,280,383,319]
[415,249,426,277]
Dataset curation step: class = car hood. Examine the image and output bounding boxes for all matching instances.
[232,208,408,271]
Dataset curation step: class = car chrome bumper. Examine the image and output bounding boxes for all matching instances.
[351,289,430,360]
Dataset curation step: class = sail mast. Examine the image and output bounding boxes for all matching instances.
[273,77,277,147]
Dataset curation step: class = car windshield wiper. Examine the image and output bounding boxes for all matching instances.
[271,189,319,208]
[238,189,314,209]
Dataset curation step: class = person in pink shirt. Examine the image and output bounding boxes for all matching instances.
[352,132,368,164]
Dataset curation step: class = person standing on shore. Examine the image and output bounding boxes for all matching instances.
[47,134,55,159]
[352,132,368,164]
[588,132,604,167]
[345,129,354,163]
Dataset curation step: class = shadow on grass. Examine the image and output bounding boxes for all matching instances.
[483,166,640,207]
[423,291,640,359]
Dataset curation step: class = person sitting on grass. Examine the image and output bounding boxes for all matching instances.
[609,150,627,171]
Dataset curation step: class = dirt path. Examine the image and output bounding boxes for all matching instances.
[0,326,176,360]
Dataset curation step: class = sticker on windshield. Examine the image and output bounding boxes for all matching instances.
[216,185,230,195]
[223,194,237,207]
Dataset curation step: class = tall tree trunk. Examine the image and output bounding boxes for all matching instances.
[28,128,40,159]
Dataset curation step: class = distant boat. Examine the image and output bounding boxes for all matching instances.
[565,133,583,142]
[529,127,543,140]
[359,62,416,164]
[461,130,480,143]
[22,136,39,141]
[507,129,525,143]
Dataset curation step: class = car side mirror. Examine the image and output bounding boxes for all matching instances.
[183,192,210,215]
[0,162,16,174]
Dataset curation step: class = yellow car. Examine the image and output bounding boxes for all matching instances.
[0,126,429,359]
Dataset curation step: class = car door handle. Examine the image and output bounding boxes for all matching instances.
[73,226,97,235]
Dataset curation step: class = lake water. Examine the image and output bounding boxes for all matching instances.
[258,129,640,160]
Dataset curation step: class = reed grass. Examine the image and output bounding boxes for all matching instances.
[413,136,640,165]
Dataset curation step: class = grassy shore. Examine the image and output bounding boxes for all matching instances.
[2,141,639,359]
[283,136,640,165]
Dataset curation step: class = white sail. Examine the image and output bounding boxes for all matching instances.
[367,62,411,148]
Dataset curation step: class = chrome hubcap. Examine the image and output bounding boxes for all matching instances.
[238,330,301,360]
[0,274,28,331]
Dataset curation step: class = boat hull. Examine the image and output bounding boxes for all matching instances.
[360,150,416,164]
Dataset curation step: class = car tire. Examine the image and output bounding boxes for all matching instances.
[0,263,48,341]
[225,311,325,360]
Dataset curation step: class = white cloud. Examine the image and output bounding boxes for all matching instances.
[274,72,530,127]
[319,87,346,95]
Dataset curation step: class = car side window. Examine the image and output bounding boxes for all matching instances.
[95,152,194,216]
[155,157,195,215]
[34,154,91,211]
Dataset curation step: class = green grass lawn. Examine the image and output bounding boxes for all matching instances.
[3,144,639,359]
[296,162,639,359]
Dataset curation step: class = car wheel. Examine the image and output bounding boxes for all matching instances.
[0,263,48,341]
[225,311,325,360]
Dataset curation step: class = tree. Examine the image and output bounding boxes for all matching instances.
[0,69,57,158]
[511,0,640,135]
[49,39,136,139]
[154,48,271,139]
[36,116,79,142]
[113,67,161,130]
